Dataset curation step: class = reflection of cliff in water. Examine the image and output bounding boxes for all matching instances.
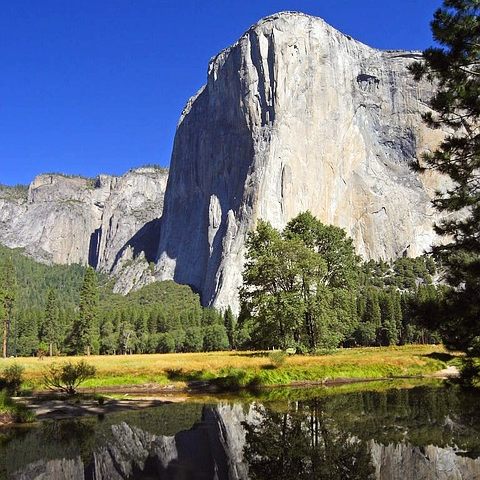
[10,386,480,480]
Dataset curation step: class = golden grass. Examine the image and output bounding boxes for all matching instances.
[0,344,455,390]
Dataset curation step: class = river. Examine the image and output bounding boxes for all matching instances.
[2,381,480,479]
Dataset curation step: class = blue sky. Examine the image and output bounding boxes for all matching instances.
[1,0,443,185]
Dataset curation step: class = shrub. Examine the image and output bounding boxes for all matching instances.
[2,364,24,395]
[268,350,287,368]
[43,360,96,395]
[213,368,248,392]
[459,358,480,388]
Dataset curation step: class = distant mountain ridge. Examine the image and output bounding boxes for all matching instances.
[0,167,168,292]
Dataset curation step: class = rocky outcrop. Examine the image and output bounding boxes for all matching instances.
[0,167,168,278]
[12,457,85,480]
[155,11,446,311]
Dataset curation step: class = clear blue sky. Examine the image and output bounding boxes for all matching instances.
[1,0,443,186]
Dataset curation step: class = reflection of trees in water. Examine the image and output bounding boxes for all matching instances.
[323,386,480,456]
[243,399,375,480]
[40,418,97,461]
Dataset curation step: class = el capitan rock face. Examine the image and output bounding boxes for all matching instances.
[0,167,168,278]
[0,12,447,309]
[155,11,445,312]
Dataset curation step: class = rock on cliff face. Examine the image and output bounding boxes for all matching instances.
[155,11,445,311]
[0,167,168,276]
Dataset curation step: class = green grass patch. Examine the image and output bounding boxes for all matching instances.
[0,390,35,423]
[8,345,456,393]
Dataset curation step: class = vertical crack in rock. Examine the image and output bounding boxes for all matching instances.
[155,12,447,313]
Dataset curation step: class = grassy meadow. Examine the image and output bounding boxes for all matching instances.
[1,345,457,392]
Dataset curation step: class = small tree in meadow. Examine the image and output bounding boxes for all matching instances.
[43,360,96,395]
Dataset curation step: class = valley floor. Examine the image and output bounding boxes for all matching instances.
[3,344,459,393]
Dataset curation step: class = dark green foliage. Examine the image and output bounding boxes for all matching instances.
[361,256,436,290]
[240,213,361,352]
[99,319,117,355]
[409,0,480,357]
[0,244,232,355]
[43,360,96,395]
[184,327,204,352]
[0,255,17,357]
[157,333,176,353]
[355,289,381,346]
[70,267,99,355]
[40,289,60,356]
[223,306,236,349]
[1,364,24,395]
[203,324,230,351]
[0,245,87,356]
[240,213,445,351]
[0,227,446,355]
[353,258,445,347]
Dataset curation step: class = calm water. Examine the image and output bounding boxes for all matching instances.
[2,382,480,479]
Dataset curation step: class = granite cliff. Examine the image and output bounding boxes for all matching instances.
[0,167,167,287]
[155,11,446,311]
[1,12,447,309]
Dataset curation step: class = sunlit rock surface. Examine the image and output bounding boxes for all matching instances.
[0,168,167,280]
[155,11,446,311]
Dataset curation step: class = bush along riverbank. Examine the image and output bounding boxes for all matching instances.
[1,345,460,395]
[0,365,35,425]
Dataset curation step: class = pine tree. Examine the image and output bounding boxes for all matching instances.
[71,267,98,355]
[41,289,59,356]
[360,289,382,346]
[0,257,16,358]
[379,292,399,346]
[410,0,480,355]
[223,306,236,349]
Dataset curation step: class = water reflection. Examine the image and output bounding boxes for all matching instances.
[243,400,375,479]
[4,385,480,479]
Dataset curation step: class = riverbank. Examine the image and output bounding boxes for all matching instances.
[12,375,458,422]
[2,344,460,393]
[0,345,462,424]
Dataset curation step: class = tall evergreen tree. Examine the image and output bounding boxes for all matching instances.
[0,257,16,358]
[71,267,98,355]
[41,289,60,356]
[410,0,480,355]
[223,306,236,349]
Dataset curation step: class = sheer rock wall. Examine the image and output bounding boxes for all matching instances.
[155,12,446,311]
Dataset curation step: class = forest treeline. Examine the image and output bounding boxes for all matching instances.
[0,245,229,356]
[0,220,444,357]
[237,212,444,353]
